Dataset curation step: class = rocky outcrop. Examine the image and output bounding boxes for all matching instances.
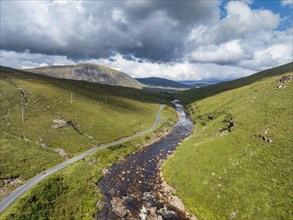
[158,172,197,220]
[52,119,68,129]
[227,121,237,133]
[55,148,67,157]
[219,117,237,133]
[52,117,82,135]
[36,138,68,157]
[277,75,292,89]
[0,178,22,197]
[36,138,49,148]
[255,134,273,144]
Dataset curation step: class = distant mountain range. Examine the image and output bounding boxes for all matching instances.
[178,80,216,88]
[25,63,214,90]
[26,63,143,88]
[179,80,218,84]
[136,77,193,89]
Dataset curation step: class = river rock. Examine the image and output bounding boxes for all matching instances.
[168,196,185,212]
[147,207,158,220]
[139,206,148,220]
[96,200,105,210]
[98,102,194,220]
[143,191,156,203]
[111,197,128,218]
[157,215,163,220]
[158,205,177,219]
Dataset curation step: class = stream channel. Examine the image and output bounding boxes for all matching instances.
[98,101,194,220]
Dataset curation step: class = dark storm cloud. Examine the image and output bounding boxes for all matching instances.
[1,0,291,78]
[0,0,220,62]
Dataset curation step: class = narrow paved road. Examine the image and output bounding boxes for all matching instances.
[0,104,164,213]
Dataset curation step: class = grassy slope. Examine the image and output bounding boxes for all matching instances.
[0,66,161,199]
[1,106,177,220]
[136,77,193,89]
[177,62,293,105]
[164,64,293,219]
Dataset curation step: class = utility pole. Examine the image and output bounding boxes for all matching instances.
[21,106,24,122]
[71,92,73,104]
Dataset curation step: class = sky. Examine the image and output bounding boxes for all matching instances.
[0,0,292,81]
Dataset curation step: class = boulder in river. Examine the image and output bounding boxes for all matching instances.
[139,206,148,220]
[110,197,128,218]
[158,205,177,219]
[96,200,105,211]
[147,207,159,220]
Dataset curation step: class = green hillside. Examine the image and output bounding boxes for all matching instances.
[136,77,193,89]
[164,63,293,219]
[177,62,293,105]
[26,63,143,88]
[1,105,177,220]
[0,66,165,199]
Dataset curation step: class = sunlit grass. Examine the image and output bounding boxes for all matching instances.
[164,67,293,219]
[1,106,177,220]
[0,67,161,198]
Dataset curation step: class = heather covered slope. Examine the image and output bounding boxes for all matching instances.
[164,63,293,219]
[26,63,143,88]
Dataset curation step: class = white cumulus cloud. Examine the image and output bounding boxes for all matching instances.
[188,40,244,64]
[281,0,293,6]
[0,0,292,81]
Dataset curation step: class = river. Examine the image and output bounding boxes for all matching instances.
[98,101,194,220]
